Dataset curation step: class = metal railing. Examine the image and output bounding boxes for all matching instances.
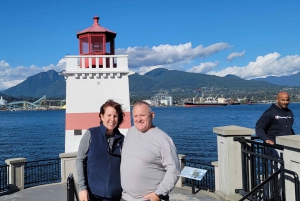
[67,173,79,201]
[65,55,128,72]
[234,137,300,201]
[0,164,9,192]
[183,159,215,193]
[24,158,61,188]
[240,168,299,201]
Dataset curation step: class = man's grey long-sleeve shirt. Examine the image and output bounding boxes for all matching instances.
[121,126,180,201]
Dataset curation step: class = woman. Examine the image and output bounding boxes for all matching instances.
[76,99,125,201]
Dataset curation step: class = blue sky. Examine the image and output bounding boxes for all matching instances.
[0,0,300,90]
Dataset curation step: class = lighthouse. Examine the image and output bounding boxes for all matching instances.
[63,16,131,153]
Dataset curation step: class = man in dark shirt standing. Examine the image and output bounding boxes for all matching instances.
[256,91,295,144]
[255,91,295,199]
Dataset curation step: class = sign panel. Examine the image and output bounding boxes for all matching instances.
[180,166,207,181]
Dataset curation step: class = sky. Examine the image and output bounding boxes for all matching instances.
[0,0,300,90]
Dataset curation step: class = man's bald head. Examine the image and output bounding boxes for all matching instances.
[276,91,290,109]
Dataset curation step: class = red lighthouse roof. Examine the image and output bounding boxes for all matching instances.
[77,16,116,37]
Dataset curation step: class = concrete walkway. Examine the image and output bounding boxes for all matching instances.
[0,183,217,201]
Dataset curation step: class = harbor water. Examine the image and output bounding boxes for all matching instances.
[0,103,300,165]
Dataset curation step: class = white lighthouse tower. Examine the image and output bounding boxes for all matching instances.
[63,16,131,153]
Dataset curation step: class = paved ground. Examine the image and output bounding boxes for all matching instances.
[0,183,217,201]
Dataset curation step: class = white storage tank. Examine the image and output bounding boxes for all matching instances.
[0,96,7,106]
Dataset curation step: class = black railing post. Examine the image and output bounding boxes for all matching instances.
[250,143,256,194]
[191,179,195,194]
[241,140,247,192]
[67,173,75,201]
[280,152,286,200]
[0,164,9,193]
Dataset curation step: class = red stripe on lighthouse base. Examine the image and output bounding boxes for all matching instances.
[66,112,131,130]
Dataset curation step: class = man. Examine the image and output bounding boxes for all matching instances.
[256,91,295,144]
[121,101,180,201]
[256,92,295,199]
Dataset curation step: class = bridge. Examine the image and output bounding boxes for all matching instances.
[7,95,66,110]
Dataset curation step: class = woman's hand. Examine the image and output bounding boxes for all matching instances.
[79,189,89,201]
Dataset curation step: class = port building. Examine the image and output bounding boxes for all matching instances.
[151,91,173,106]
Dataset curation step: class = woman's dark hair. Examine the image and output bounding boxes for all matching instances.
[99,99,124,129]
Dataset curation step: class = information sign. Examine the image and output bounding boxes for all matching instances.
[180,166,207,181]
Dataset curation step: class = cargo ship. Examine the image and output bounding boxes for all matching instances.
[183,94,228,107]
[184,102,228,107]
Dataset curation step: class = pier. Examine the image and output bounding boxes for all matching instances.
[0,183,217,201]
[1,125,300,200]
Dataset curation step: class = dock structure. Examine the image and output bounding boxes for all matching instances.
[6,95,46,110]
[6,95,66,110]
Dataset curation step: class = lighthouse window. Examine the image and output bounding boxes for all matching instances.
[80,37,89,54]
[106,42,110,54]
[91,36,103,53]
[74,130,82,136]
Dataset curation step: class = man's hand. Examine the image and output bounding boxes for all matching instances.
[79,189,89,201]
[143,192,160,201]
[265,140,274,145]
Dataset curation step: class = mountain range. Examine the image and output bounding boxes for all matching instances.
[3,70,65,100]
[2,69,300,102]
[253,73,300,86]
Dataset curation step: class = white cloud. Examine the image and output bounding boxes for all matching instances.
[226,50,246,62]
[187,61,219,73]
[116,42,231,69]
[3,42,299,92]
[208,52,300,79]
[0,42,231,91]
[0,59,66,91]
[0,60,10,69]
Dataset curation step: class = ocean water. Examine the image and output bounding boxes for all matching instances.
[0,103,299,165]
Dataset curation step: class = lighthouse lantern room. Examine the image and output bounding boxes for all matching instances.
[63,16,131,153]
[77,16,115,56]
